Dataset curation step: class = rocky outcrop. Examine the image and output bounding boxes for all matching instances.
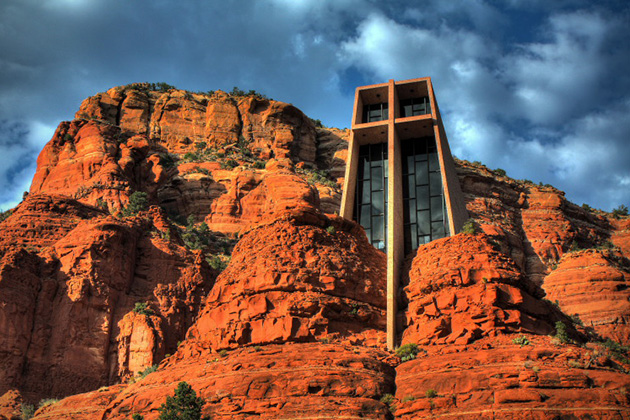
[394,335,630,419]
[31,85,346,233]
[2,86,630,419]
[30,206,392,420]
[0,389,23,420]
[30,119,169,212]
[458,161,612,286]
[402,233,555,347]
[33,343,395,420]
[0,193,103,252]
[543,249,630,345]
[0,196,215,401]
[185,207,387,351]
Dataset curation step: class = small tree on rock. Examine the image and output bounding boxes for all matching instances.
[122,192,149,217]
[157,381,209,420]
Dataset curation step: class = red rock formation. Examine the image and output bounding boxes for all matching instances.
[33,343,395,420]
[31,85,346,233]
[543,249,630,345]
[0,389,23,420]
[402,233,555,347]
[0,193,102,252]
[457,161,612,286]
[186,207,386,350]
[30,119,169,211]
[394,335,630,419]
[2,86,630,419]
[0,198,214,401]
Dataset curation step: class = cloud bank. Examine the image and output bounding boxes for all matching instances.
[0,0,628,211]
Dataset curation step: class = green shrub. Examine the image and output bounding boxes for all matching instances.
[38,399,59,409]
[570,314,583,326]
[95,198,108,212]
[160,153,177,168]
[569,241,581,252]
[554,321,571,344]
[252,160,266,169]
[219,349,228,358]
[20,403,35,420]
[133,302,154,316]
[310,118,324,128]
[461,219,477,235]
[138,364,158,379]
[128,82,176,92]
[326,226,336,234]
[122,192,149,217]
[396,343,419,362]
[582,203,592,212]
[598,339,630,364]
[0,208,13,223]
[596,240,616,251]
[296,167,337,189]
[512,335,530,347]
[220,159,239,169]
[381,394,394,408]
[132,414,145,420]
[425,389,438,398]
[494,168,506,177]
[157,381,208,420]
[612,204,628,218]
[401,395,416,403]
[206,255,229,272]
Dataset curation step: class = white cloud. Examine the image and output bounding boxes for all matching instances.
[0,1,628,212]
[337,7,630,210]
[504,11,612,125]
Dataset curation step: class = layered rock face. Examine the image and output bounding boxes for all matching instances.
[1,85,629,419]
[186,208,387,351]
[30,85,348,233]
[33,344,395,420]
[394,335,630,419]
[458,161,630,347]
[0,195,214,401]
[31,209,393,419]
[402,234,554,347]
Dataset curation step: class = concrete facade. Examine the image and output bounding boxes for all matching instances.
[340,77,468,350]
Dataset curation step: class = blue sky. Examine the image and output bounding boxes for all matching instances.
[1,0,629,211]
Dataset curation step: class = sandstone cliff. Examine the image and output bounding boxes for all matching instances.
[0,84,628,419]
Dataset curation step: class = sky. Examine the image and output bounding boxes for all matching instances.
[0,0,629,212]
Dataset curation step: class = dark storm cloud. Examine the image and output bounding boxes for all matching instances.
[0,0,628,211]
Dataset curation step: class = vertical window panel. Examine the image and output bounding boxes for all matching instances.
[372,216,384,241]
[354,143,388,252]
[360,205,371,227]
[361,181,370,203]
[432,221,445,238]
[371,166,383,190]
[402,136,447,254]
[417,210,430,234]
[429,152,439,171]
[417,187,429,209]
[408,200,416,223]
[416,162,429,185]
[430,172,441,194]
[410,225,418,250]
[372,192,384,215]
[431,196,443,221]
